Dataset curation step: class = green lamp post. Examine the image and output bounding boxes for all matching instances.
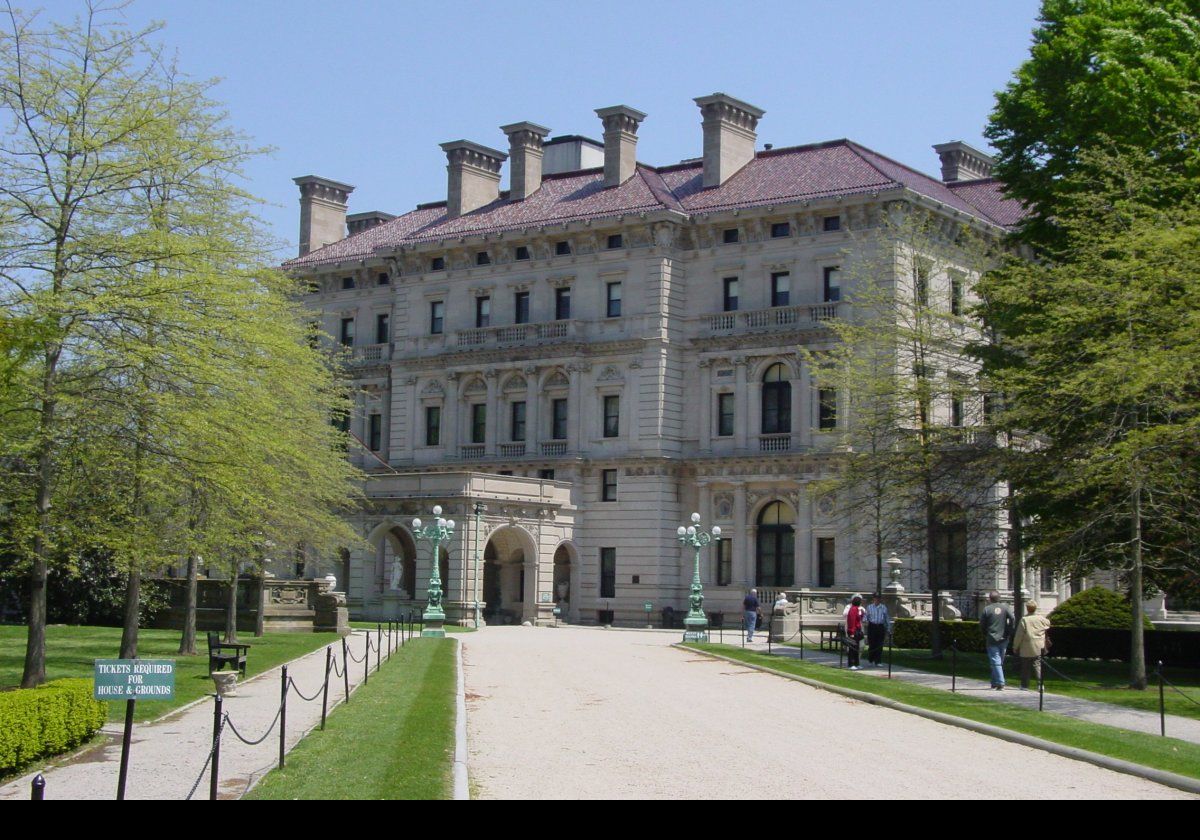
[677,512,721,643]
[412,505,455,638]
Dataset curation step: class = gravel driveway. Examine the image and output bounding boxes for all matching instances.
[462,627,1192,800]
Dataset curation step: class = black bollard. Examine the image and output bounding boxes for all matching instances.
[838,630,844,669]
[363,634,369,685]
[767,607,774,655]
[321,646,331,730]
[341,636,350,704]
[31,773,45,801]
[951,642,957,693]
[116,697,135,800]
[799,615,804,660]
[279,664,288,769]
[387,623,392,661]
[210,694,223,801]
[376,624,382,672]
[887,630,893,679]
[1158,660,1166,737]
[1038,652,1045,712]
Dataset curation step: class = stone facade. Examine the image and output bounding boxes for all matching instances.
[285,93,1053,627]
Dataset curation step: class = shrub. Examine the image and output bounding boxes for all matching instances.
[891,618,985,653]
[1049,587,1153,630]
[0,679,106,775]
[1046,627,1200,667]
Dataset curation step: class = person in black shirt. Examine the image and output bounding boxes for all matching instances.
[743,589,760,642]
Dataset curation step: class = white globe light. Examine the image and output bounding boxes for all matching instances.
[677,526,686,536]
[412,518,422,529]
[712,525,722,536]
[687,525,696,536]
[432,505,443,516]
[446,519,456,530]
[437,518,446,528]
[691,512,701,524]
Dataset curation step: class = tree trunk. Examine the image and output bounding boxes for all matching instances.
[1129,481,1147,690]
[254,574,265,637]
[224,573,238,643]
[1008,495,1024,620]
[119,569,141,659]
[926,477,942,658]
[178,554,198,655]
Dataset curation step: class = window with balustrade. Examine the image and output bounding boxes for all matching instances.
[514,291,530,325]
[770,272,790,307]
[756,501,795,587]
[555,287,571,320]
[475,296,491,329]
[761,363,791,434]
[717,392,735,437]
[471,404,486,444]
[823,266,841,302]
[511,401,526,441]
[551,398,568,441]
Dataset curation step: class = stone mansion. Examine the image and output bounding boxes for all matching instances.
[284,93,1034,628]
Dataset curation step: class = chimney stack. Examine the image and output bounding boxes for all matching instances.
[440,140,508,219]
[293,175,354,257]
[501,121,551,201]
[694,93,764,188]
[595,105,646,188]
[932,141,994,183]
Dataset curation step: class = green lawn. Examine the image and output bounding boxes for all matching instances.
[0,625,340,723]
[245,638,456,800]
[688,643,1200,782]
[783,641,1200,721]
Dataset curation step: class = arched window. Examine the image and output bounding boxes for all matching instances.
[761,363,791,434]
[756,501,795,587]
[932,503,968,590]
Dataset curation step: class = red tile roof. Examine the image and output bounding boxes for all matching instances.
[285,139,1024,269]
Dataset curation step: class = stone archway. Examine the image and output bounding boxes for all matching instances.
[482,526,537,625]
[552,542,579,621]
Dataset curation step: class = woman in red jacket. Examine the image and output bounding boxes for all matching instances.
[845,595,866,670]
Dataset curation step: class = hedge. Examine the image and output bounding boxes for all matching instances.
[1048,587,1152,630]
[892,619,986,653]
[0,679,106,776]
[1046,627,1200,667]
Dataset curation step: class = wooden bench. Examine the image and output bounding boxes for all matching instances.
[818,627,844,651]
[207,631,249,676]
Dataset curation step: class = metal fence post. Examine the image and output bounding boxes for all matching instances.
[116,697,135,800]
[321,646,331,730]
[799,615,804,660]
[1158,660,1166,737]
[210,694,223,801]
[376,624,382,672]
[951,642,957,693]
[1038,652,1045,712]
[363,634,369,685]
[887,629,893,679]
[30,773,44,801]
[341,636,350,704]
[279,664,288,769]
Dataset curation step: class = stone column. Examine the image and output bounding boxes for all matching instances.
[484,371,498,456]
[446,373,461,455]
[525,367,539,453]
[748,381,763,452]
[733,358,748,453]
[790,373,804,450]
[796,486,812,586]
[627,360,642,448]
[798,361,812,449]
[698,359,712,453]
[733,482,750,586]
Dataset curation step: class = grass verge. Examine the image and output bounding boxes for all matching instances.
[0,625,340,723]
[782,641,1200,721]
[687,643,1200,782]
[245,638,457,800]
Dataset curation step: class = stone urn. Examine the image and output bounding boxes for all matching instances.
[211,671,238,697]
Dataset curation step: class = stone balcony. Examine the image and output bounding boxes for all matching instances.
[344,342,391,366]
[703,302,840,335]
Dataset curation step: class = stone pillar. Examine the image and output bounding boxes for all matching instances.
[525,368,539,452]
[484,371,498,457]
[733,483,750,586]
[405,377,419,458]
[446,373,461,455]
[568,363,585,454]
[798,361,812,449]
[748,381,763,452]
[698,360,712,453]
[796,487,812,587]
[733,358,748,453]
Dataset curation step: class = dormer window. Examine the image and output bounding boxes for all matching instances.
[722,228,739,244]
[823,215,841,232]
[770,222,791,238]
[476,251,491,266]
[430,256,445,272]
[555,241,571,256]
[515,245,530,261]
[341,276,356,290]
[606,234,624,249]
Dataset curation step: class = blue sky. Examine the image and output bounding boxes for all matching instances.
[36,0,1045,258]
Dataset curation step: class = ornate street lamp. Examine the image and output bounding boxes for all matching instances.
[677,512,721,643]
[412,505,455,638]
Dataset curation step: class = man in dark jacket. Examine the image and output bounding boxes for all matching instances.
[978,590,1015,690]
[743,589,760,643]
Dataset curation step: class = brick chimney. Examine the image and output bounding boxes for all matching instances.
[293,175,354,257]
[440,140,508,219]
[932,141,994,183]
[500,122,551,201]
[694,93,764,188]
[594,105,646,188]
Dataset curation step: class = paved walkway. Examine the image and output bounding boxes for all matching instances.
[462,626,1192,799]
[741,638,1200,745]
[0,631,378,801]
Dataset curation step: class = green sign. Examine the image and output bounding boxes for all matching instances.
[644,601,653,611]
[94,659,175,700]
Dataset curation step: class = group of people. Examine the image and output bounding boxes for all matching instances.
[742,587,1052,689]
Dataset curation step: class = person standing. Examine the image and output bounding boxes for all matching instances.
[743,588,760,643]
[1012,601,1052,690]
[865,593,890,667]
[845,595,866,670]
[978,590,1015,690]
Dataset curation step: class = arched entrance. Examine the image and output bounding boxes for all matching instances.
[553,544,572,608]
[385,527,417,598]
[482,526,534,625]
[756,500,795,587]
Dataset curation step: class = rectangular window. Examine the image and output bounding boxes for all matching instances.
[514,291,530,324]
[722,228,739,244]
[339,317,355,346]
[511,401,526,441]
[555,287,571,320]
[603,395,620,438]
[430,256,445,272]
[983,394,996,424]
[368,413,382,451]
[475,296,491,329]
[951,394,965,428]
[471,404,486,444]
[601,469,617,502]
[1040,567,1055,592]
[551,398,568,440]
[539,468,556,481]
[723,277,739,312]
[823,215,841,232]
[430,301,444,335]
[606,282,622,318]
[515,245,530,261]
[425,406,441,447]
[818,538,836,587]
[476,251,491,266]
[377,272,390,286]
[600,548,616,598]
[555,241,571,256]
[818,389,837,430]
[950,275,963,315]
[716,538,732,587]
[823,266,841,302]
[914,261,930,306]
[770,222,791,238]
[718,393,735,437]
[606,234,623,249]
[771,272,790,307]
[375,313,390,345]
[341,276,356,290]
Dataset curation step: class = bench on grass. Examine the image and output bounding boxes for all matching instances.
[207,631,249,676]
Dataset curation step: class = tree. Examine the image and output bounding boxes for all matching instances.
[0,4,361,682]
[804,205,1005,656]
